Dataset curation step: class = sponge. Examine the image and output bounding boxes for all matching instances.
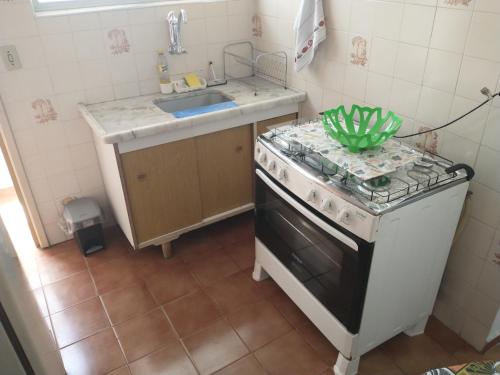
[184,73,202,88]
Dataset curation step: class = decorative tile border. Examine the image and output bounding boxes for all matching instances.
[107,28,130,56]
[32,99,57,125]
[252,14,262,38]
[444,0,473,6]
[415,126,439,154]
[350,36,368,67]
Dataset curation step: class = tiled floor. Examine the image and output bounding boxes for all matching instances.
[4,202,499,375]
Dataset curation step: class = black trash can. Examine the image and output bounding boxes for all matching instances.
[62,198,105,256]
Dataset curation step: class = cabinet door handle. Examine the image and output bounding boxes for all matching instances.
[137,173,147,181]
[235,145,243,153]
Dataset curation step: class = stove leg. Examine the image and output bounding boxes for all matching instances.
[161,242,173,259]
[334,352,359,375]
[252,261,269,281]
[404,316,429,336]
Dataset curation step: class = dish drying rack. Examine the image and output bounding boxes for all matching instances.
[223,41,288,96]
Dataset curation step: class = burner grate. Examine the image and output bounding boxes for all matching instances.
[264,127,458,206]
[351,151,457,204]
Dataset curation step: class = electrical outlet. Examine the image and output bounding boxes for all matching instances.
[0,45,22,71]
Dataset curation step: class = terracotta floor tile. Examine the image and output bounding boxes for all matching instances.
[213,355,268,375]
[224,240,255,270]
[254,331,328,375]
[188,252,240,286]
[358,347,404,375]
[379,333,457,375]
[183,319,249,375]
[228,300,292,350]
[128,247,183,278]
[51,297,109,348]
[144,262,199,304]
[19,217,487,375]
[296,322,338,366]
[129,337,197,375]
[60,329,125,375]
[38,251,87,285]
[90,257,142,295]
[267,290,310,328]
[101,285,157,325]
[250,275,282,300]
[44,271,97,314]
[115,308,174,362]
[164,290,222,338]
[36,240,82,259]
[208,213,254,247]
[204,271,262,314]
[425,316,470,356]
[174,230,224,264]
[85,237,132,268]
[106,366,131,375]
[483,344,500,360]
[452,344,486,363]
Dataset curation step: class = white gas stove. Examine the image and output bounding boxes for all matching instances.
[252,123,473,375]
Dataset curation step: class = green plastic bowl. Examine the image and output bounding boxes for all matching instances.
[322,105,402,153]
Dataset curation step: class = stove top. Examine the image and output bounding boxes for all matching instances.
[259,122,468,214]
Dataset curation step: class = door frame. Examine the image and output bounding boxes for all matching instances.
[0,97,49,248]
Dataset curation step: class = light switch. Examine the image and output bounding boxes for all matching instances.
[0,45,22,71]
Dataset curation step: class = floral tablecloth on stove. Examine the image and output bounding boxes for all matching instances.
[423,360,499,374]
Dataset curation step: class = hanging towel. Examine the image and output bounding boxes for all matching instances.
[294,0,326,72]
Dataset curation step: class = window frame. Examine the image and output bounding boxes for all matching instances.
[32,0,198,15]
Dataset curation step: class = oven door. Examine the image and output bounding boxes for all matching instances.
[255,168,373,334]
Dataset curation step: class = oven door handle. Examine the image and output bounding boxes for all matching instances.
[256,170,359,251]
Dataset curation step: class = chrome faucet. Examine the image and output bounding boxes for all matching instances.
[167,9,187,55]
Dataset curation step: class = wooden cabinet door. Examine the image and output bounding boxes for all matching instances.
[256,113,298,137]
[120,138,202,244]
[196,125,253,218]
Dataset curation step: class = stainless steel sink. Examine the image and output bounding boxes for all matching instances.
[154,91,234,114]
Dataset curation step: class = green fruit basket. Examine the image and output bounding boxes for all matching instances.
[322,104,402,153]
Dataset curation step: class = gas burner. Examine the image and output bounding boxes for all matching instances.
[356,183,389,198]
[366,176,391,189]
[414,156,435,169]
[356,176,391,196]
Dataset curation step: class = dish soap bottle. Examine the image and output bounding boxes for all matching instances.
[157,50,172,94]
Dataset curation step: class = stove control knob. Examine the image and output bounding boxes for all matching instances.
[258,152,267,164]
[306,189,317,203]
[320,199,335,212]
[277,167,287,181]
[338,208,353,225]
[268,160,276,172]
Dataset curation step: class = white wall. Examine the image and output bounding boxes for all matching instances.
[254,0,500,351]
[0,0,255,244]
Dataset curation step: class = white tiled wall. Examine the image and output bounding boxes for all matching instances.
[0,0,254,244]
[254,0,500,350]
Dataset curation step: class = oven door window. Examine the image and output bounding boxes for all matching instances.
[255,172,372,334]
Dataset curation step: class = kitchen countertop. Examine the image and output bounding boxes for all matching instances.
[79,77,306,144]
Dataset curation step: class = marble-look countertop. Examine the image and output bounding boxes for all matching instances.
[79,77,306,144]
